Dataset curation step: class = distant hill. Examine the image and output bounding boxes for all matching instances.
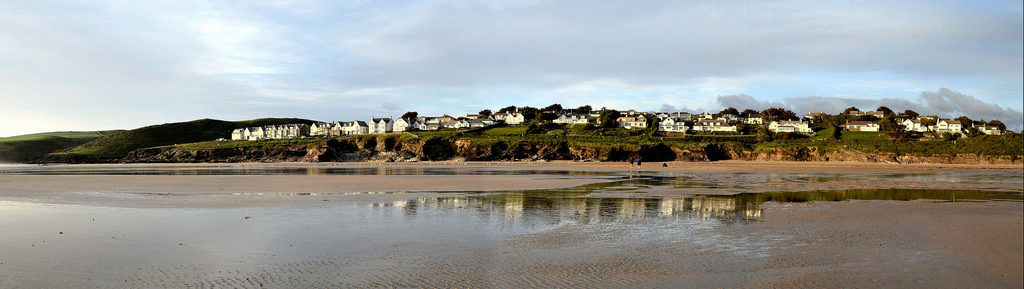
[46,118,313,162]
[0,131,124,163]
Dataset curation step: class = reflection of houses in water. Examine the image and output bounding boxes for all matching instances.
[618,198,647,219]
[659,198,685,217]
[398,194,763,224]
[687,197,761,220]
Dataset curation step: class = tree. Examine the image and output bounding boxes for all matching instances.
[719,107,739,116]
[535,111,558,122]
[762,107,798,122]
[887,124,910,141]
[842,106,860,115]
[645,116,660,135]
[966,126,982,137]
[478,109,492,118]
[831,125,842,140]
[757,126,773,142]
[878,116,900,132]
[902,110,919,118]
[518,106,540,121]
[401,111,418,119]
[736,123,756,135]
[498,106,517,113]
[876,106,894,117]
[543,103,563,112]
[575,105,593,114]
[940,132,959,141]
[598,110,621,128]
[955,116,973,126]
[988,120,1007,131]
[741,109,759,117]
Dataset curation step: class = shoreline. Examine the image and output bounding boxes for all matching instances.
[17,159,1024,172]
[1,161,1020,208]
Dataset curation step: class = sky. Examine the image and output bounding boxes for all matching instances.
[1,0,1022,137]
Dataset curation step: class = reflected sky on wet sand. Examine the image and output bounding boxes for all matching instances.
[1,186,1019,288]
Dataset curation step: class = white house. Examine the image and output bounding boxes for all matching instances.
[768,121,813,134]
[491,112,508,121]
[505,113,526,125]
[454,119,495,129]
[231,129,245,140]
[692,120,737,133]
[844,121,879,132]
[310,122,331,136]
[393,118,417,132]
[369,117,393,134]
[975,124,1002,135]
[246,127,265,140]
[617,116,647,130]
[741,115,764,125]
[553,114,589,125]
[718,114,739,124]
[932,119,962,134]
[697,112,714,120]
[341,121,369,135]
[848,110,885,118]
[415,122,440,131]
[232,124,309,141]
[658,117,689,133]
[804,112,828,123]
[901,119,929,132]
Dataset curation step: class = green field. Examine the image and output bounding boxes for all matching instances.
[47,118,313,161]
[0,130,124,162]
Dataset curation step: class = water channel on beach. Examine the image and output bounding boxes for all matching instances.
[1,165,1021,288]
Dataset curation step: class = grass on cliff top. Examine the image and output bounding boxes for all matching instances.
[109,121,1023,160]
[171,138,328,150]
[0,130,124,163]
[757,131,1023,156]
[50,118,314,158]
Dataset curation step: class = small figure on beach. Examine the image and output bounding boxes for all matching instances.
[629,158,635,168]
[662,163,667,168]
[636,157,643,167]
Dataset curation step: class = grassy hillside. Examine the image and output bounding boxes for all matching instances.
[49,118,313,160]
[0,131,123,162]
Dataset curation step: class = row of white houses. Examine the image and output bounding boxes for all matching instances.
[231,124,310,141]
[900,118,1001,135]
[230,109,1003,141]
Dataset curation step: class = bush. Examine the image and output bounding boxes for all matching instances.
[639,143,677,161]
[421,138,454,161]
[773,132,808,141]
[704,143,730,161]
[489,141,509,158]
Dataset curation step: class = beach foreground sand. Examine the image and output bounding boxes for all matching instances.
[0,162,1021,288]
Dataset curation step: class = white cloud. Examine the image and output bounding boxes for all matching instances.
[0,0,1021,136]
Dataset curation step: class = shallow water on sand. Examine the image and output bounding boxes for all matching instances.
[2,187,1020,288]
[0,166,1021,288]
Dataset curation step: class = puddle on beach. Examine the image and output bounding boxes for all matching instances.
[1,166,1021,287]
[2,186,1020,288]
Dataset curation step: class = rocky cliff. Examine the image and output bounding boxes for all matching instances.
[120,137,1021,165]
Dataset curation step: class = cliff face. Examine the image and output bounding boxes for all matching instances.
[119,137,1021,165]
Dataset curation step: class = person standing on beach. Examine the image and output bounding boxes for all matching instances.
[629,158,635,168]
[636,157,643,167]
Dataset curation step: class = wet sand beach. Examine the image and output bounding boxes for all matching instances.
[0,162,1021,288]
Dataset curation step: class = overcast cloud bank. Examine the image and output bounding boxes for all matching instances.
[0,0,1021,136]
[715,88,1024,130]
